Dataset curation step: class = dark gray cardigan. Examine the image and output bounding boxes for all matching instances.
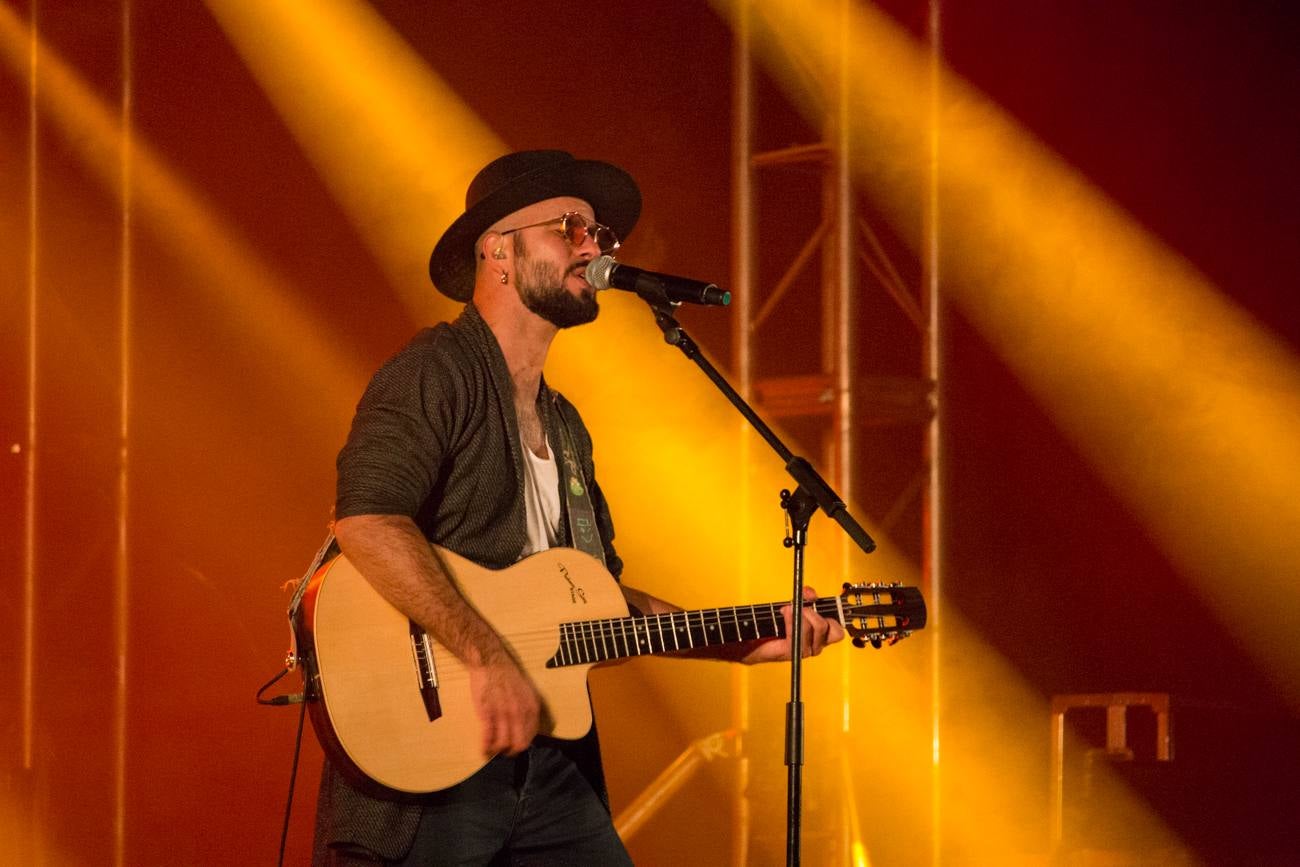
[314,302,621,863]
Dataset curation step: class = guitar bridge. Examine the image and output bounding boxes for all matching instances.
[409,622,443,722]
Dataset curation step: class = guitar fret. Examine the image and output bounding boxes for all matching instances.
[598,618,611,662]
[550,596,866,669]
[722,606,740,644]
[544,589,915,671]
[560,623,572,666]
[622,619,634,656]
[611,619,625,659]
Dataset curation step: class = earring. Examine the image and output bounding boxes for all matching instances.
[499,271,508,285]
[492,249,506,260]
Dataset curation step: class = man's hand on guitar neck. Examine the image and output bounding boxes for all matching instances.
[621,583,845,664]
[740,585,845,664]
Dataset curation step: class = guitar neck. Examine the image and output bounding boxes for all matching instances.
[545,598,841,668]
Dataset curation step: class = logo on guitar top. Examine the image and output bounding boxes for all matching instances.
[556,562,587,604]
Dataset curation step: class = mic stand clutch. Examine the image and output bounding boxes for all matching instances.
[640,298,876,867]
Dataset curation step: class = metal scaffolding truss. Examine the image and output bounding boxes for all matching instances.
[729,1,942,863]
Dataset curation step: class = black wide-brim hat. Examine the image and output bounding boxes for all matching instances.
[428,150,642,302]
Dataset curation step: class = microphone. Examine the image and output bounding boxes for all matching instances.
[585,255,731,307]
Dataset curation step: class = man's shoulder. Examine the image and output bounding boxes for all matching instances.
[394,304,495,363]
[376,318,480,378]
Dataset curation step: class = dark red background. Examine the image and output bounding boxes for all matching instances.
[2,1,1296,863]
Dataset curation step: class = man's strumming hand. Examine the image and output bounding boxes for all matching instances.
[468,651,542,757]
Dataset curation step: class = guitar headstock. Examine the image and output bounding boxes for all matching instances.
[839,582,928,649]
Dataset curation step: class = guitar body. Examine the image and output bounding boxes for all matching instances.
[297,545,629,796]
[295,543,925,797]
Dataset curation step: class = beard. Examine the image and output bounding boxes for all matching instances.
[513,236,599,328]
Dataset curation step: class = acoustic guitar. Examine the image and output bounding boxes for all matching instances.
[292,544,925,796]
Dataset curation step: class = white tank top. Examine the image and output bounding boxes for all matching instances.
[520,434,561,557]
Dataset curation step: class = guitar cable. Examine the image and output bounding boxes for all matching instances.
[255,529,334,866]
[257,665,309,867]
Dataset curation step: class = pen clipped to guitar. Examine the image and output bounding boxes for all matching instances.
[290,544,926,797]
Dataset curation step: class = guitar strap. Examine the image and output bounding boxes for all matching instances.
[285,527,337,670]
[551,393,607,569]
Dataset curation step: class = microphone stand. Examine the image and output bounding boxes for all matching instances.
[635,293,876,867]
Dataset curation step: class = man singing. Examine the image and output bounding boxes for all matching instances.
[314,150,843,865]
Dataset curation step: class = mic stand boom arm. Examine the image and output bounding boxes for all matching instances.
[641,298,876,867]
[644,300,877,556]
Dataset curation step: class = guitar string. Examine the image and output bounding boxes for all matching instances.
[421,599,902,655]
[407,598,911,682]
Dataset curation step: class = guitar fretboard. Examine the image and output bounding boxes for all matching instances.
[546,599,844,668]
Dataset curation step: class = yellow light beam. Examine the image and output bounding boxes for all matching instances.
[204,0,504,323]
[0,3,367,417]
[720,0,1300,709]
[203,15,953,863]
[202,0,808,615]
[713,0,1220,857]
[204,2,1163,860]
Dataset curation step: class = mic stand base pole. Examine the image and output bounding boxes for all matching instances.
[641,299,876,867]
[782,485,817,867]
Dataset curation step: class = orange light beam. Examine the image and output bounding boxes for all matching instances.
[203,17,950,864]
[714,0,1205,858]
[204,0,504,324]
[20,0,39,778]
[0,3,368,417]
[720,0,1300,710]
[113,5,132,863]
